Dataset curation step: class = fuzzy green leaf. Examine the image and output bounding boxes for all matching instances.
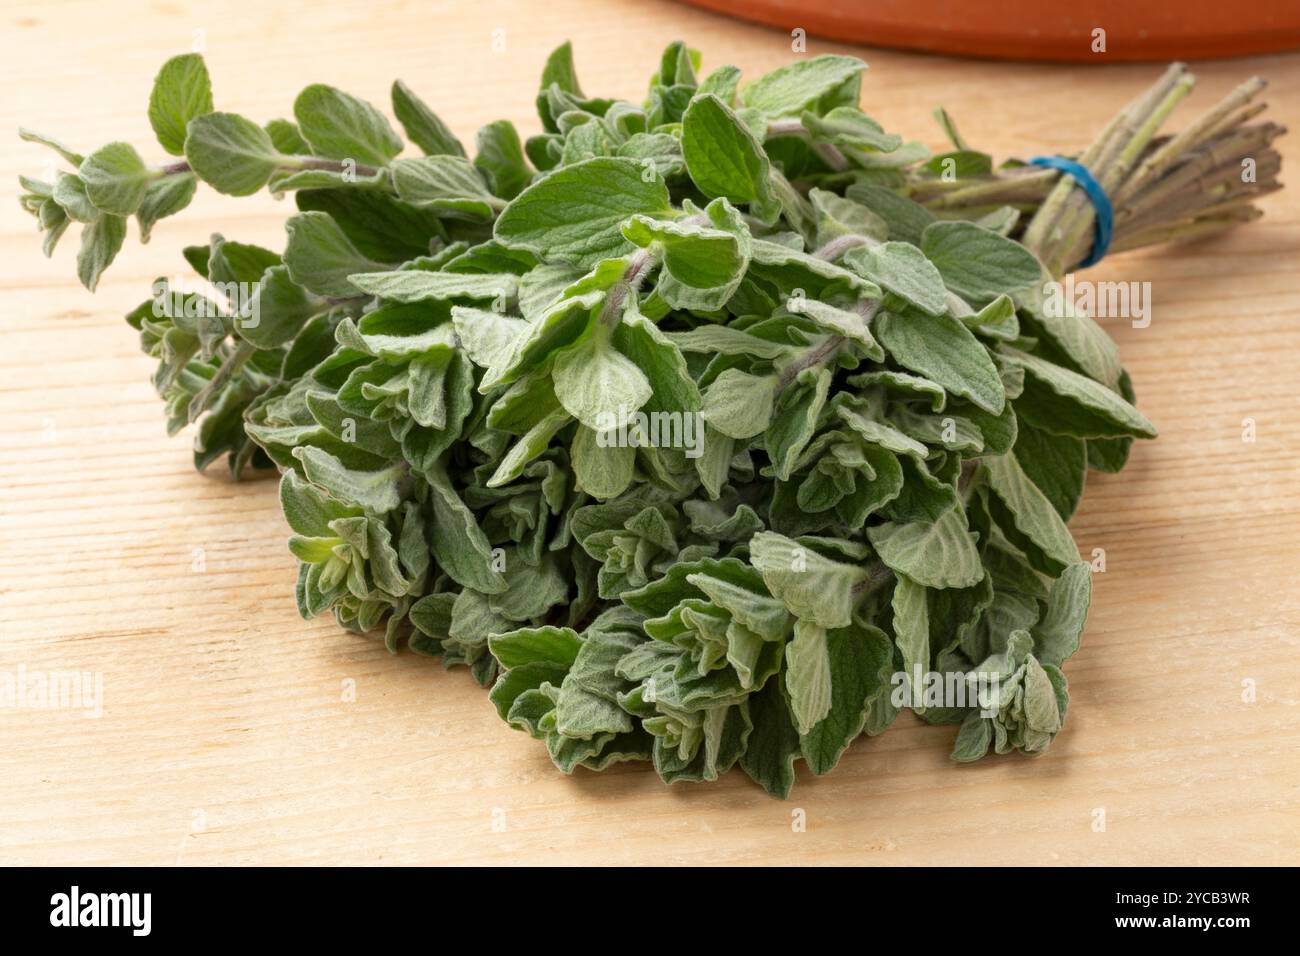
[149,53,213,156]
[79,143,152,215]
[867,509,983,589]
[293,84,403,166]
[495,157,670,267]
[184,112,283,196]
[921,220,1044,303]
[875,309,1005,414]
[682,94,779,224]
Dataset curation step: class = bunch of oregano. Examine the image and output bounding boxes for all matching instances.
[18,44,1281,795]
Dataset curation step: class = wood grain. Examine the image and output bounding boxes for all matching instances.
[1,0,1298,866]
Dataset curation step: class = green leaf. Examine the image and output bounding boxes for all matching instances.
[890,575,929,705]
[1023,656,1063,736]
[283,211,389,298]
[951,712,992,762]
[489,661,568,720]
[491,625,582,669]
[682,94,779,224]
[293,84,403,166]
[391,79,465,157]
[803,110,902,157]
[786,297,883,357]
[611,308,702,417]
[922,150,992,178]
[480,290,601,390]
[748,238,879,299]
[495,156,670,268]
[294,188,445,262]
[867,508,983,589]
[279,470,362,536]
[349,269,515,305]
[1026,295,1122,388]
[52,174,99,223]
[569,625,642,700]
[799,621,893,774]
[750,530,867,629]
[1087,381,1137,473]
[76,214,126,291]
[536,41,585,132]
[669,325,791,360]
[184,112,283,196]
[1008,350,1157,439]
[963,293,1019,340]
[266,119,309,155]
[554,676,632,737]
[622,212,747,311]
[701,369,777,439]
[450,588,511,644]
[19,127,84,166]
[809,187,889,247]
[427,464,507,594]
[1033,562,1091,667]
[451,306,528,370]
[765,366,832,481]
[552,334,652,431]
[875,309,1005,413]
[475,120,532,200]
[1014,423,1087,520]
[740,54,865,117]
[686,571,789,643]
[739,676,801,799]
[240,265,317,348]
[208,234,279,285]
[571,423,635,499]
[392,155,501,220]
[136,173,197,242]
[785,619,832,735]
[294,446,403,513]
[698,64,741,103]
[844,241,948,315]
[847,369,946,411]
[487,406,571,487]
[846,183,935,245]
[306,390,401,458]
[983,450,1079,570]
[148,53,213,155]
[78,142,152,215]
[267,166,387,193]
[921,220,1044,303]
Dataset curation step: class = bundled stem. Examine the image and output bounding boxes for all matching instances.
[903,64,1284,276]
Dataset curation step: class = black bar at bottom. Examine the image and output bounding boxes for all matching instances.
[2,866,1282,940]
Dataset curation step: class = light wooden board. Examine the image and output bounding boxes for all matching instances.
[1,0,1298,866]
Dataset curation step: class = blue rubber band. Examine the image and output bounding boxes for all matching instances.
[1028,156,1114,268]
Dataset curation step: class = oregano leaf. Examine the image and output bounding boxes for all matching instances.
[148,53,214,156]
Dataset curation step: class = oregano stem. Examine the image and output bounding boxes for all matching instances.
[186,339,257,422]
[851,560,894,599]
[776,332,846,391]
[598,247,655,327]
[775,233,882,392]
[1047,73,1197,275]
[597,212,709,328]
[766,117,850,171]
[812,233,875,261]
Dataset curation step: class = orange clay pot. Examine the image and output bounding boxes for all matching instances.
[679,0,1300,61]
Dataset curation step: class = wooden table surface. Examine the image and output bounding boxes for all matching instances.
[2,0,1298,867]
